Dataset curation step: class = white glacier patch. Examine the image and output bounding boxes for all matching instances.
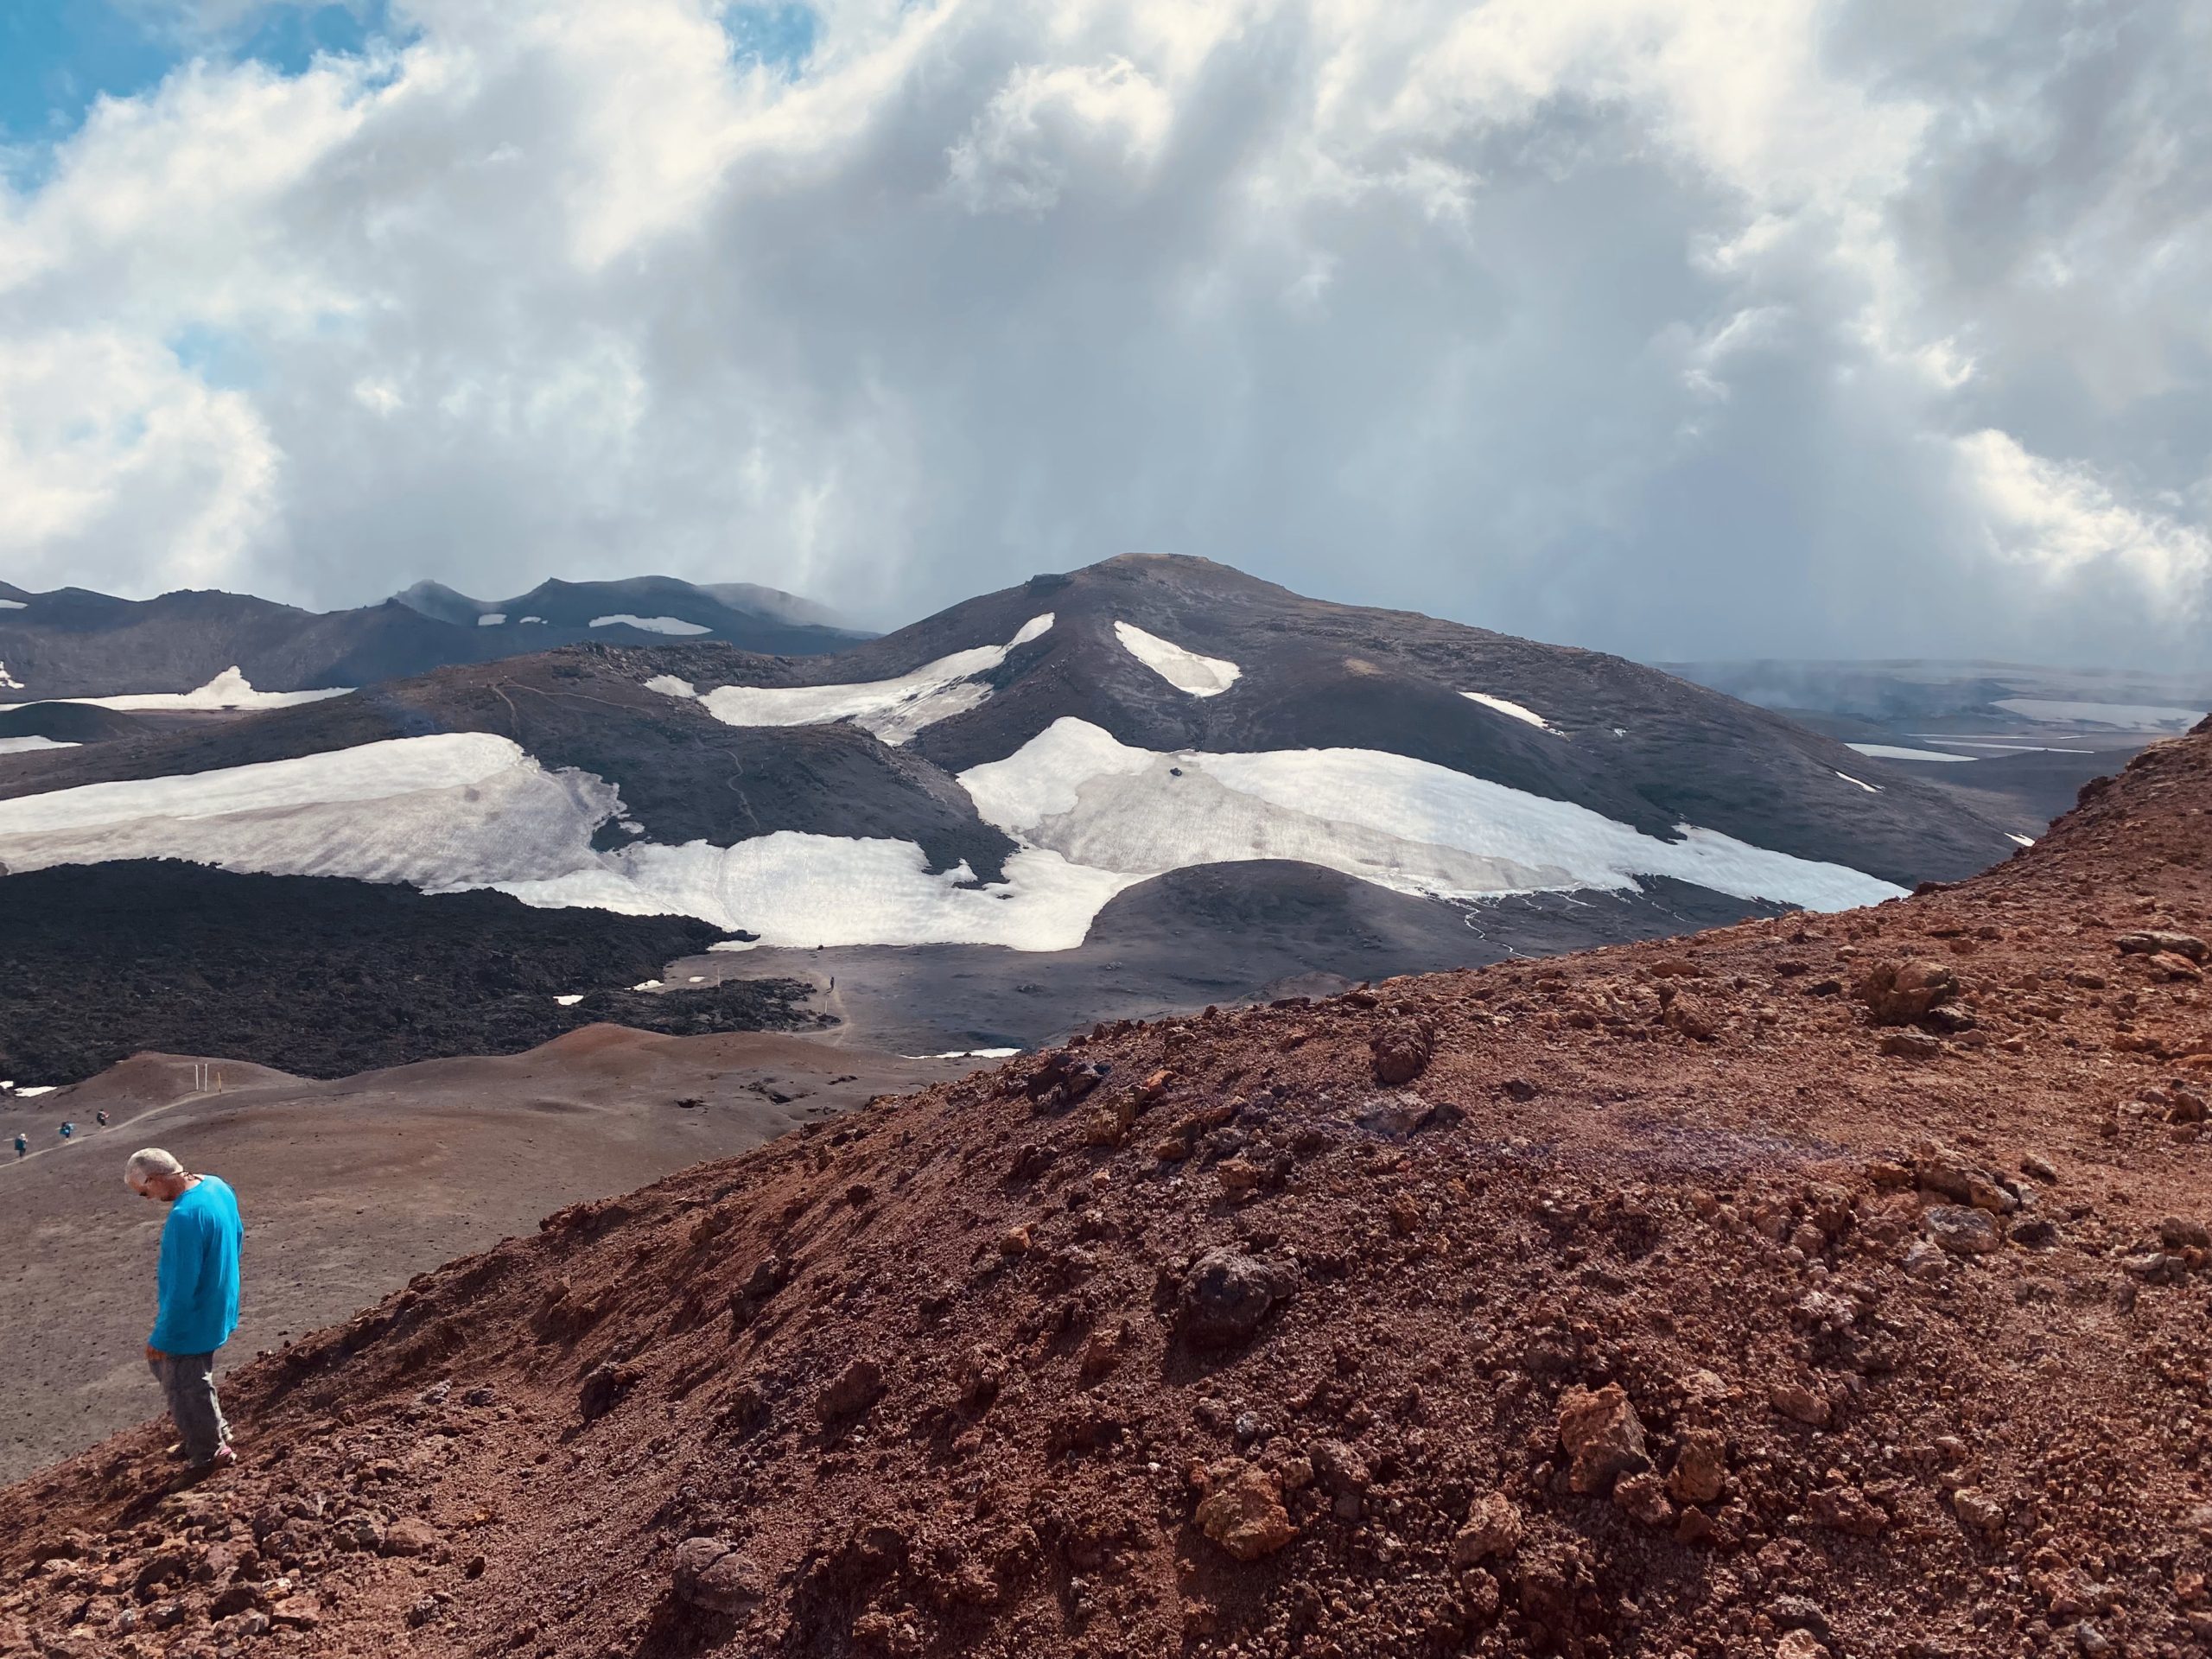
[0,736,79,755]
[477,613,506,627]
[961,718,1903,914]
[1847,743,1976,763]
[676,614,1054,745]
[1113,621,1240,696]
[590,614,712,636]
[1463,692,1554,732]
[0,666,351,714]
[0,706,1905,955]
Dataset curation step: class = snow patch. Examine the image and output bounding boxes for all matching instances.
[0,599,24,610]
[0,663,20,690]
[499,838,1134,951]
[1113,621,1240,696]
[590,614,711,636]
[554,994,584,1006]
[644,675,697,700]
[0,736,78,755]
[1463,692,1554,732]
[961,718,1902,915]
[1992,698,2206,730]
[520,615,546,624]
[17,1084,58,1097]
[1847,743,1977,763]
[685,614,1053,745]
[477,613,506,627]
[0,702,1903,956]
[2008,832,2036,847]
[1834,771,1881,793]
[0,667,351,713]
[0,733,621,891]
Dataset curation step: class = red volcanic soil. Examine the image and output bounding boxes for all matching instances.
[4,726,2211,1659]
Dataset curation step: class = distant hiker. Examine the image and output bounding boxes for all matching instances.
[11,1133,23,1159]
[125,1148,243,1474]
[96,1110,110,1127]
[58,1122,73,1141]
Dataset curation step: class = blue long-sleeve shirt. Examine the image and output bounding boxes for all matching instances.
[149,1175,242,1355]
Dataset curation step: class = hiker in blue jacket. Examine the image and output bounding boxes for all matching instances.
[125,1147,243,1472]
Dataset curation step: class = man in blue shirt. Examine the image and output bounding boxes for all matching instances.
[124,1147,243,1472]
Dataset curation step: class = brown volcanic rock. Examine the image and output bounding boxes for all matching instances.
[6,724,2212,1658]
[1853,957,1962,1024]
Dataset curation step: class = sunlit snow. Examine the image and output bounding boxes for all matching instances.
[0,733,619,890]
[1847,743,1976,763]
[590,614,711,636]
[2008,833,2036,847]
[644,675,698,699]
[0,663,20,690]
[477,613,506,626]
[0,667,351,714]
[17,1085,57,1098]
[1463,692,1554,732]
[0,704,1904,955]
[961,718,1902,914]
[1113,622,1240,696]
[554,994,583,1006]
[1834,771,1881,793]
[673,614,1054,745]
[0,599,24,610]
[0,737,79,755]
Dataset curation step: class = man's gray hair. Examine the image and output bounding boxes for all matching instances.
[124,1147,185,1191]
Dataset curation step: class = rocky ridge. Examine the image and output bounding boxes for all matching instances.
[4,722,2211,1659]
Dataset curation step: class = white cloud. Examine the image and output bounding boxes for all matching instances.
[1955,428,2212,604]
[0,0,2202,666]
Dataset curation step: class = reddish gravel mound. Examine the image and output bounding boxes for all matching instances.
[7,724,2212,1659]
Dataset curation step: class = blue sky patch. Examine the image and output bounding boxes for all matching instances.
[0,1,397,156]
[721,3,817,78]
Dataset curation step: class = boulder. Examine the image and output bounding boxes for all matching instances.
[671,1537,766,1614]
[1370,1020,1436,1085]
[1854,959,1961,1025]
[818,1357,887,1421]
[1179,1249,1299,1348]
[1451,1493,1522,1565]
[1193,1461,1295,1561]
[1925,1205,2001,1255]
[1667,1428,1728,1503]
[380,1518,439,1558]
[2116,931,2207,963]
[1556,1384,1649,1494]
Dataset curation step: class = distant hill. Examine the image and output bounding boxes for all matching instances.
[0,573,865,705]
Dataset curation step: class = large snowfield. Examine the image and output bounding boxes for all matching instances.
[0,707,1904,950]
[0,667,351,714]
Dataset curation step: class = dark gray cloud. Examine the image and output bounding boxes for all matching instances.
[0,0,2204,665]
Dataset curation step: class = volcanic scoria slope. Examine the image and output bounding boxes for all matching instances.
[9,727,2212,1659]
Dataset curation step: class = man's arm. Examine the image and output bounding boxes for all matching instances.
[149,1210,206,1355]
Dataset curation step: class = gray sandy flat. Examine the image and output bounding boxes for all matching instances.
[0,1032,978,1483]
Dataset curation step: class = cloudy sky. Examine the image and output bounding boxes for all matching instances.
[1,0,2206,664]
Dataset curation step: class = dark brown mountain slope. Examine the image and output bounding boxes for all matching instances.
[4,724,2210,1659]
